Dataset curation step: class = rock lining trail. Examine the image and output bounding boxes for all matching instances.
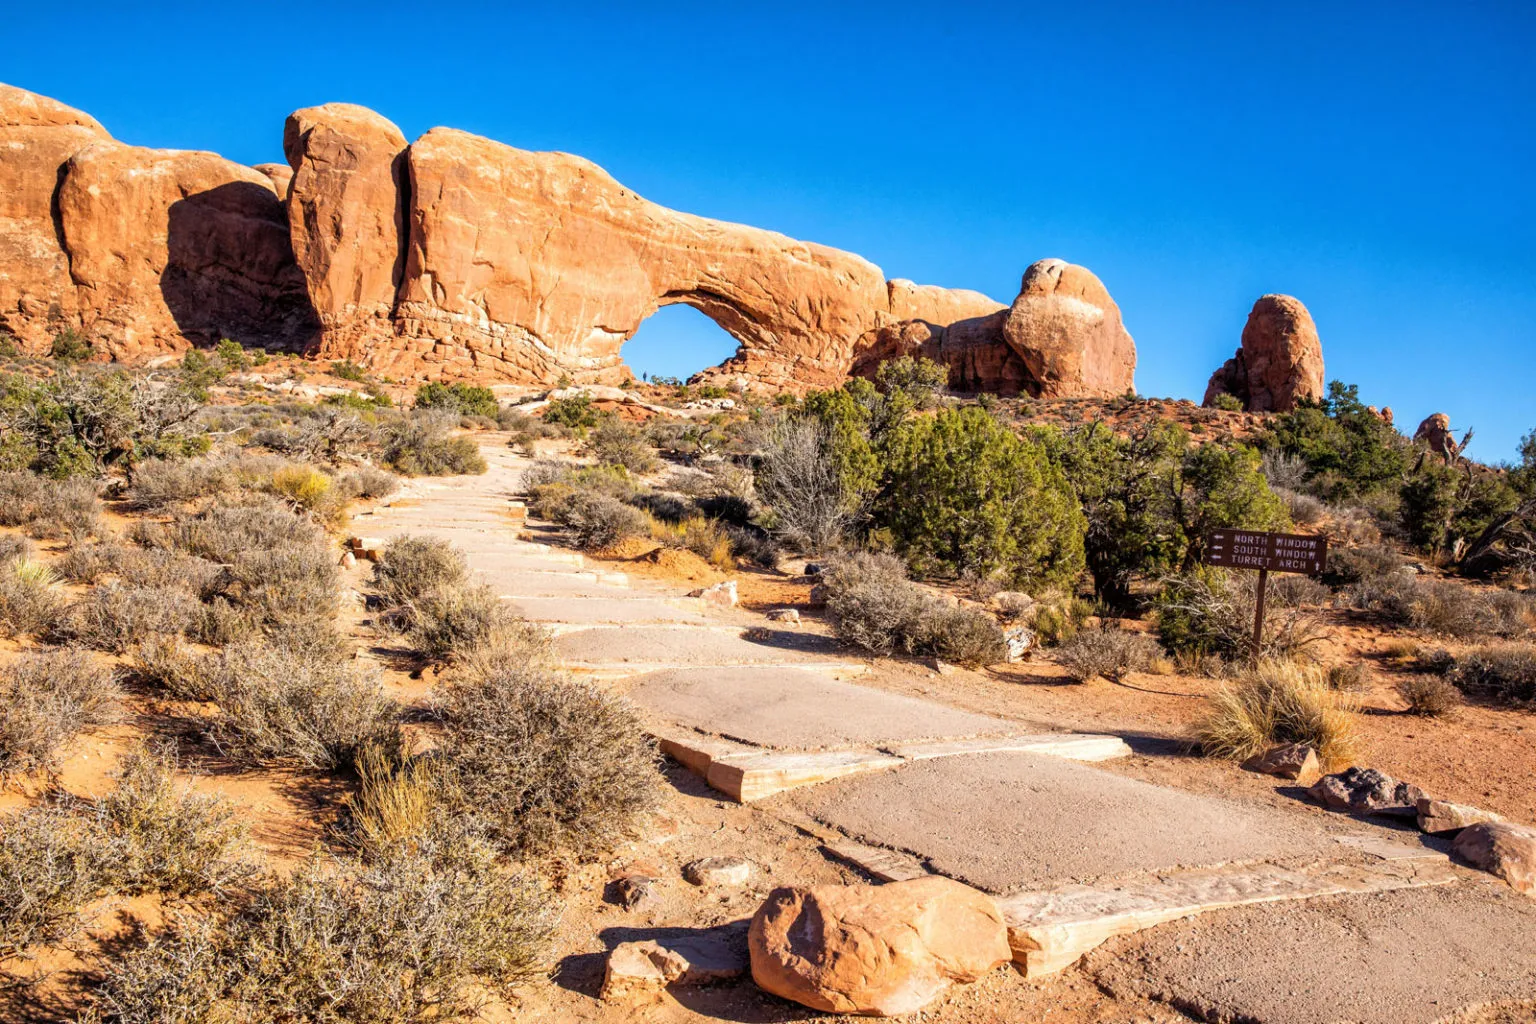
[354,440,1536,1022]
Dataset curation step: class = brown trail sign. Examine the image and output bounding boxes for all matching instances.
[1203,530,1328,661]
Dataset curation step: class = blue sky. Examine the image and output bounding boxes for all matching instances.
[6,1,1532,460]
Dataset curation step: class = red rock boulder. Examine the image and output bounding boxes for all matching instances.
[748,876,1011,1016]
[284,104,409,361]
[1001,259,1137,398]
[1204,294,1325,412]
[1414,413,1460,458]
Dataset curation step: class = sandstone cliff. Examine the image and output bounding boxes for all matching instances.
[1204,294,1325,412]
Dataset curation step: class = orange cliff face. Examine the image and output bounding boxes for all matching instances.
[0,83,1139,397]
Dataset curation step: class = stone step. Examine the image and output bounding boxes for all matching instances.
[554,624,848,668]
[575,660,869,683]
[889,734,1133,763]
[492,574,634,597]
[503,596,709,626]
[996,854,1464,978]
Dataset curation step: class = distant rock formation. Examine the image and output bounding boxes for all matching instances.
[1414,412,1460,459]
[849,259,1137,398]
[0,83,1137,395]
[1204,294,1325,412]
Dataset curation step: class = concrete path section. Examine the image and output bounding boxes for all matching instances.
[791,750,1392,894]
[624,666,1020,750]
[1087,880,1536,1024]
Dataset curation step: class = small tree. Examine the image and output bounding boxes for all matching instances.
[756,417,869,553]
[413,382,498,419]
[876,406,1085,588]
[1172,442,1289,570]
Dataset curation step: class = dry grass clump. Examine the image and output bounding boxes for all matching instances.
[201,635,398,769]
[57,583,203,653]
[1194,660,1358,765]
[1445,643,1536,706]
[0,472,102,539]
[86,846,557,1024]
[1326,662,1373,693]
[1348,574,1535,639]
[0,648,119,776]
[374,535,469,606]
[436,656,661,858]
[1055,625,1163,682]
[0,554,66,639]
[340,742,443,862]
[651,514,734,568]
[0,747,247,958]
[819,552,1008,668]
[1396,675,1462,717]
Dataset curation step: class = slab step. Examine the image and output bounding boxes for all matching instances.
[707,749,904,802]
[996,855,1464,978]
[889,734,1133,763]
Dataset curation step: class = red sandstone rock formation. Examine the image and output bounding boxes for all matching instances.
[1002,259,1137,398]
[59,143,316,360]
[0,84,112,353]
[1414,412,1460,459]
[283,104,408,359]
[1204,294,1325,412]
[0,84,1136,395]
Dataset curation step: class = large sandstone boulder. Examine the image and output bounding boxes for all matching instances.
[0,84,113,352]
[284,104,408,360]
[252,162,293,199]
[749,876,1010,1016]
[1204,294,1325,412]
[58,143,317,360]
[1414,413,1460,459]
[1001,259,1136,398]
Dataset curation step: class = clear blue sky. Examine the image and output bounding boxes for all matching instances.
[7,1,1533,460]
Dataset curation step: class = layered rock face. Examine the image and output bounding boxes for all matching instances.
[1204,294,1325,412]
[0,85,112,353]
[1,84,1140,394]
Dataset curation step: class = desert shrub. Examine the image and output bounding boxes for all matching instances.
[1266,572,1331,608]
[24,475,102,539]
[382,414,487,476]
[1446,643,1536,706]
[0,648,119,775]
[1030,593,1095,646]
[1347,574,1534,639]
[1260,450,1310,492]
[1275,487,1326,526]
[413,381,498,419]
[1326,662,1372,693]
[0,749,246,958]
[1194,660,1358,764]
[1324,543,1405,587]
[91,745,251,897]
[125,456,236,510]
[0,472,46,525]
[588,415,659,473]
[877,406,1086,587]
[723,522,782,569]
[128,636,210,701]
[117,548,226,599]
[0,803,104,956]
[0,535,31,563]
[820,551,1007,667]
[59,584,202,653]
[436,660,660,858]
[340,742,443,862]
[652,515,734,568]
[56,540,122,583]
[400,583,513,663]
[374,535,470,607]
[1264,381,1412,504]
[756,416,871,553]
[873,355,949,409]
[87,845,557,1024]
[0,556,67,638]
[1396,675,1461,717]
[270,463,335,515]
[1209,392,1244,412]
[552,490,649,551]
[1171,441,1290,571]
[333,464,401,501]
[543,393,598,429]
[202,636,398,769]
[1155,569,1325,662]
[916,604,1009,668]
[1055,625,1162,682]
[820,551,933,656]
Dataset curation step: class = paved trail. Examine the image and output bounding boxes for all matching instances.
[354,441,1536,1024]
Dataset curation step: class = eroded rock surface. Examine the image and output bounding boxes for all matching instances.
[1204,294,1325,412]
[1002,259,1137,398]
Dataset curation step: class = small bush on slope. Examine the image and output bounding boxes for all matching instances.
[382,414,487,476]
[1446,643,1536,706]
[1396,675,1462,717]
[373,535,470,607]
[0,555,67,639]
[1055,625,1163,683]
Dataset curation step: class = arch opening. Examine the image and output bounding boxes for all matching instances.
[621,300,744,384]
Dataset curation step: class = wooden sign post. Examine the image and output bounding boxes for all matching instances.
[1203,529,1328,662]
